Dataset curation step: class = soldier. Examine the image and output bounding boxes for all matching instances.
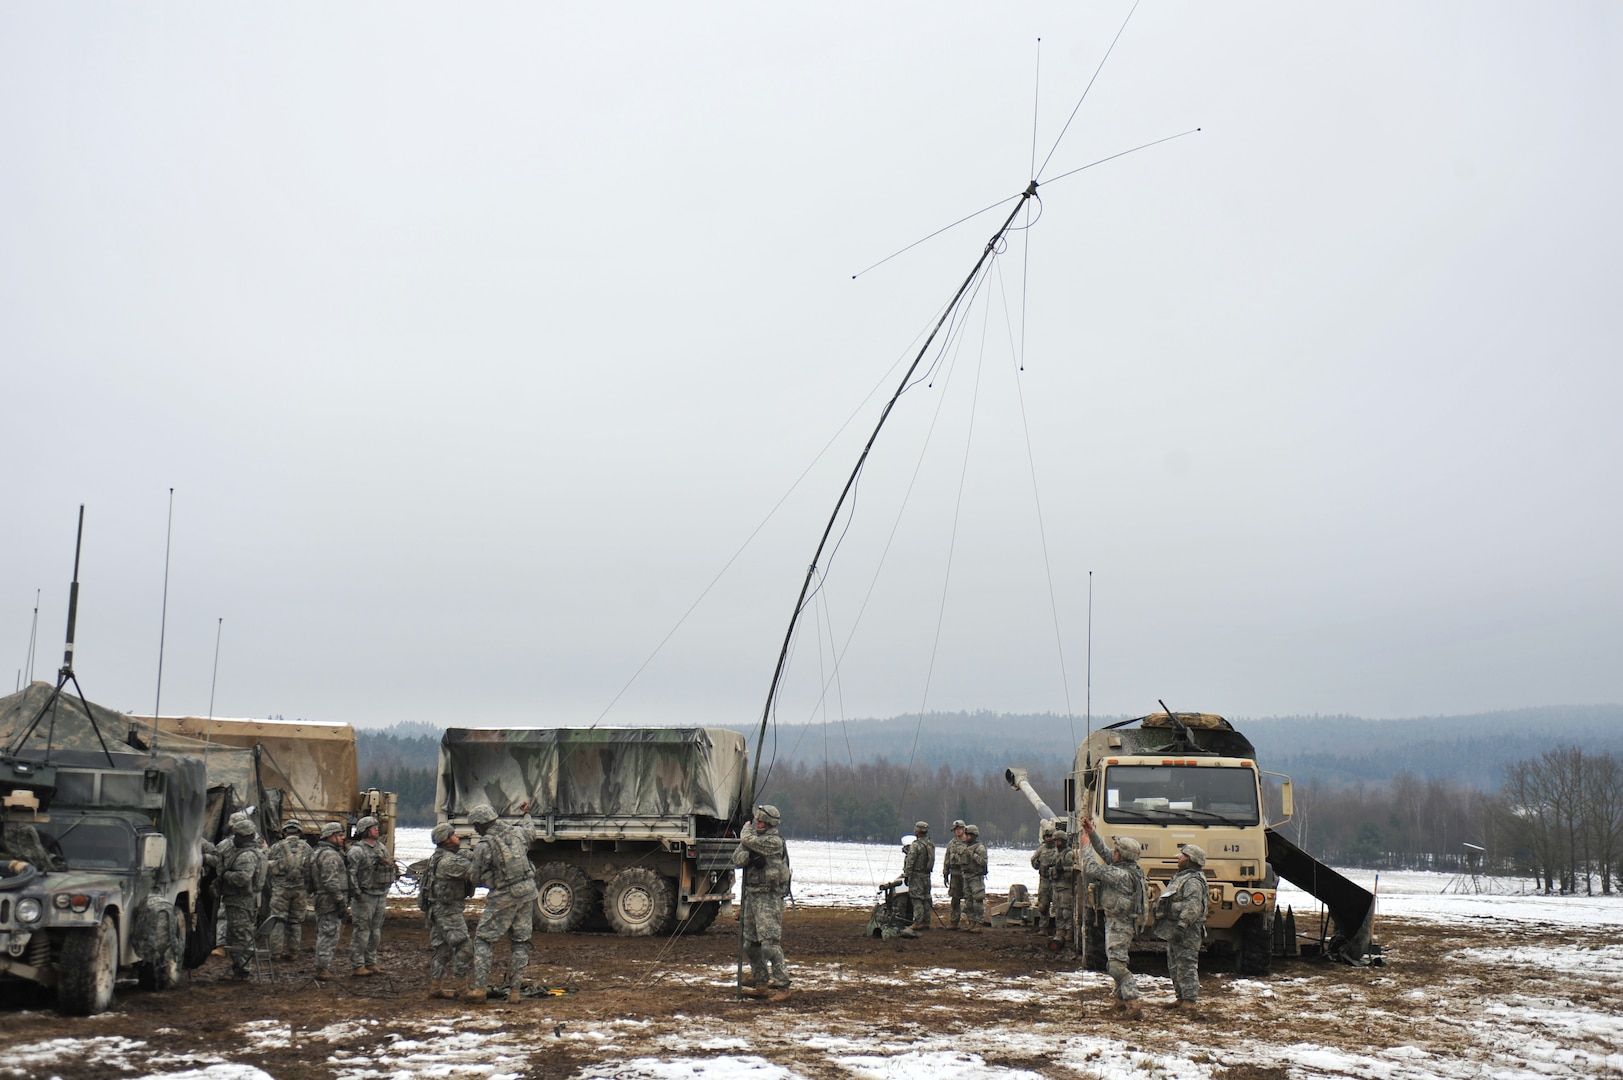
[218,817,265,980]
[1162,843,1209,1011]
[960,824,988,933]
[1078,816,1149,1017]
[423,822,475,1000]
[942,820,968,929]
[1049,824,1076,946]
[214,811,266,956]
[1029,823,1056,932]
[467,801,537,1004]
[310,821,351,982]
[347,815,396,977]
[903,821,935,931]
[732,803,793,1001]
[266,821,312,961]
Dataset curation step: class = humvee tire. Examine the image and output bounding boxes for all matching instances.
[535,862,595,933]
[604,868,675,936]
[59,915,118,1016]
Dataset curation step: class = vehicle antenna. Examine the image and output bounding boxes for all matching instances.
[1086,570,1093,745]
[208,617,223,720]
[24,588,41,687]
[150,487,174,753]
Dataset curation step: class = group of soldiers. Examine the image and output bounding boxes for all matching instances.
[207,802,538,1004]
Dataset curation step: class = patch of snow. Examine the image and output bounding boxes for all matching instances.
[834,1049,1046,1080]
[583,1057,807,1079]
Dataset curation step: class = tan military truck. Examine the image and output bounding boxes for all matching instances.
[437,727,748,936]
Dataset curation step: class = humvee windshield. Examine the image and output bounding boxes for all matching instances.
[1102,765,1260,826]
[34,817,137,870]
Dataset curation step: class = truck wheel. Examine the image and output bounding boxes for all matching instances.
[137,906,186,991]
[535,862,595,933]
[59,915,118,1016]
[1083,912,1107,971]
[674,901,719,935]
[1237,911,1272,976]
[604,868,675,936]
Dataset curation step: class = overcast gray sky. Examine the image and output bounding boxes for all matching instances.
[3,4,1618,732]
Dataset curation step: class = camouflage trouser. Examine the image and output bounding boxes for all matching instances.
[964,874,986,926]
[1104,912,1140,1000]
[350,892,387,970]
[315,910,344,972]
[473,882,536,990]
[1053,880,1075,930]
[948,874,966,926]
[221,896,258,975]
[741,889,790,988]
[1168,925,1202,1002]
[428,906,473,981]
[268,885,309,957]
[1035,878,1053,922]
[905,873,932,927]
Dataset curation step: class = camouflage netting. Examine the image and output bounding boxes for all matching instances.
[439,727,750,823]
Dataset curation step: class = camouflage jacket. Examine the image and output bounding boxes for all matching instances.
[902,836,935,877]
[1031,842,1057,879]
[1081,832,1146,916]
[218,837,264,899]
[471,811,536,892]
[311,841,352,912]
[347,838,397,896]
[1164,866,1209,930]
[943,836,966,875]
[424,846,473,910]
[267,836,313,890]
[732,823,790,895]
[961,841,988,877]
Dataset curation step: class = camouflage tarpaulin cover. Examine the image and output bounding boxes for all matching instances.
[439,727,750,822]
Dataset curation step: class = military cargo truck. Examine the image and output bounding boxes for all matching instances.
[1009,710,1375,971]
[437,727,749,936]
[0,686,208,1015]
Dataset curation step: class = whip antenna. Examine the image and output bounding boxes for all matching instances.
[150,487,174,753]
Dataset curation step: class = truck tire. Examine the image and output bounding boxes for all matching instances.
[674,901,720,935]
[1237,911,1272,976]
[603,868,675,936]
[535,862,595,933]
[59,914,118,1016]
[137,905,186,991]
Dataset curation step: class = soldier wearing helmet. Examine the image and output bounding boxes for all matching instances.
[466,800,538,1004]
[1049,822,1077,946]
[943,820,970,929]
[959,825,988,932]
[346,815,396,978]
[902,821,935,931]
[1161,843,1210,1010]
[216,817,266,980]
[266,821,313,962]
[1030,823,1057,934]
[310,822,351,981]
[422,823,475,1000]
[1078,816,1150,1016]
[732,804,793,1001]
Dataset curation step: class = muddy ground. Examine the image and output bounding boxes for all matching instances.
[2,899,1620,1079]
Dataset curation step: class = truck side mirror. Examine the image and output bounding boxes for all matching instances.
[141,833,168,869]
[1279,780,1293,818]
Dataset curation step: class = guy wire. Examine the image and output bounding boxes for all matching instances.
[1035,0,1142,180]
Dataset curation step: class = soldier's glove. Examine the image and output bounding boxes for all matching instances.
[5,860,26,873]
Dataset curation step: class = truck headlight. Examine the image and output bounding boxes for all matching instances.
[15,898,42,924]
[1235,891,1251,906]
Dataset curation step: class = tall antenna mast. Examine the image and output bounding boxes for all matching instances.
[151,487,175,750]
[1085,570,1093,744]
[208,617,223,720]
[24,588,41,687]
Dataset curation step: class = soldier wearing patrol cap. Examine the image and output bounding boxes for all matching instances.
[423,822,475,1000]
[902,821,935,930]
[732,804,793,1000]
[310,822,351,981]
[347,815,396,977]
[944,820,969,929]
[960,824,988,931]
[1162,843,1209,1010]
[1079,816,1149,1016]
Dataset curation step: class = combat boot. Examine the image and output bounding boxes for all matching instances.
[352,966,374,978]
[314,968,332,982]
[428,978,444,999]
[1176,999,1199,1012]
[766,987,795,1003]
[741,986,770,999]
[507,985,523,1004]
[739,973,756,987]
[461,986,487,1004]
[964,925,982,934]
[1124,999,1142,1019]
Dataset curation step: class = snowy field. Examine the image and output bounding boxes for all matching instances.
[3,837,1621,1080]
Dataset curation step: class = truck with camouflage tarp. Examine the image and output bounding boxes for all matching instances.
[436,727,749,936]
[1009,711,1377,973]
[0,683,210,1015]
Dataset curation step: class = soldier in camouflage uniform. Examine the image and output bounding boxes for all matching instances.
[467,801,537,1004]
[422,822,475,1000]
[347,815,396,976]
[1029,823,1056,932]
[266,821,312,961]
[1079,816,1149,1017]
[960,824,987,932]
[733,804,792,1001]
[903,821,935,930]
[310,821,351,981]
[1161,843,1209,1011]
[218,817,265,980]
[1049,824,1076,945]
[942,820,968,929]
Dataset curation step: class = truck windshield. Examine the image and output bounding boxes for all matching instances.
[1102,765,1259,826]
[34,818,137,870]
